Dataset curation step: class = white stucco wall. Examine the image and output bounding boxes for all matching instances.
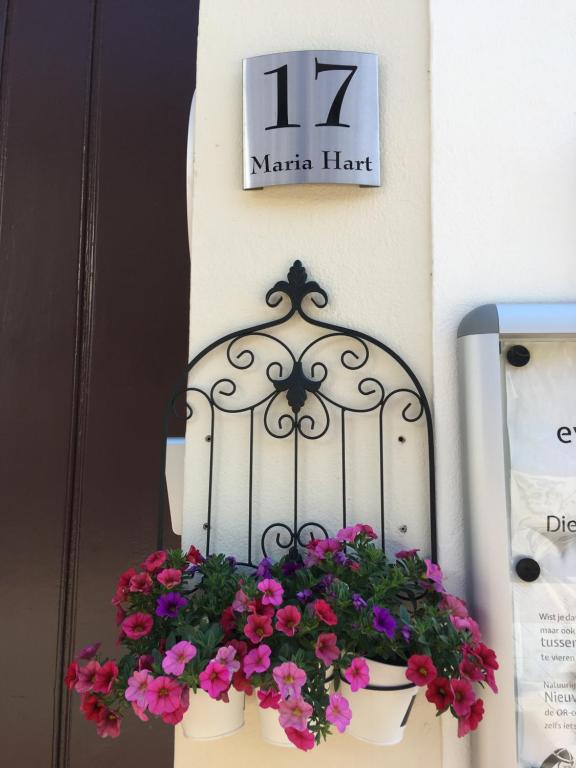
[178,0,439,766]
[430,2,576,767]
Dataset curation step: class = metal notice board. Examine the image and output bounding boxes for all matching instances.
[458,303,576,768]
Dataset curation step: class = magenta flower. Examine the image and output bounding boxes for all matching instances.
[64,661,79,690]
[372,606,397,638]
[156,568,182,589]
[129,572,153,594]
[336,526,360,543]
[315,633,340,665]
[199,660,231,699]
[232,589,250,613]
[440,593,469,618]
[451,678,477,718]
[162,641,197,676]
[244,613,273,644]
[395,548,420,559]
[457,698,484,737]
[215,645,241,676]
[146,676,183,715]
[257,688,281,709]
[450,615,482,644]
[257,578,284,606]
[121,612,154,640]
[275,605,301,636]
[96,709,121,739]
[125,670,152,709]
[425,676,454,712]
[313,599,338,626]
[75,660,101,693]
[272,662,306,699]
[326,692,352,733]
[156,592,187,618]
[424,559,444,592]
[76,642,101,660]
[131,701,149,722]
[285,726,315,751]
[243,644,272,677]
[142,550,167,573]
[93,660,119,695]
[343,657,370,692]
[406,654,437,686]
[278,695,313,731]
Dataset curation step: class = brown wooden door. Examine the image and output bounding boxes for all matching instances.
[0,2,198,765]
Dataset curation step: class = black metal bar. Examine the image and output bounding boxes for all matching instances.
[248,408,254,566]
[341,409,347,529]
[206,406,215,556]
[379,403,385,552]
[293,428,299,540]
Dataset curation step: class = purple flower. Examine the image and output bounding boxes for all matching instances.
[156,592,187,618]
[185,565,199,576]
[225,556,237,568]
[400,624,411,643]
[282,560,303,576]
[372,606,397,638]
[76,642,101,660]
[352,594,367,610]
[296,589,313,603]
[333,551,347,566]
[255,557,272,579]
[318,575,335,591]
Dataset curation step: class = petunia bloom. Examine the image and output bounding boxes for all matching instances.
[93,660,119,695]
[96,709,121,739]
[372,606,397,638]
[76,642,101,660]
[257,578,284,606]
[424,559,444,592]
[439,593,469,618]
[257,688,281,709]
[64,661,79,690]
[146,676,182,715]
[121,612,154,640]
[156,592,187,619]
[457,698,484,737]
[352,593,367,610]
[244,613,273,644]
[75,660,101,693]
[406,655,437,687]
[199,660,231,699]
[272,662,306,699]
[131,702,149,722]
[278,695,313,731]
[313,599,338,626]
[125,669,152,709]
[450,615,481,644]
[80,693,106,722]
[129,572,153,594]
[451,678,476,718]
[395,548,420,559]
[255,557,272,579]
[156,568,182,589]
[275,605,301,636]
[142,550,167,573]
[215,645,241,676]
[425,677,454,711]
[315,633,340,665]
[232,589,250,613]
[326,692,352,733]
[185,544,205,564]
[243,644,272,677]
[162,641,197,676]
[285,726,315,751]
[343,657,370,692]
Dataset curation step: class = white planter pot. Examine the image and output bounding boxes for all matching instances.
[258,704,294,747]
[181,687,245,740]
[342,659,417,746]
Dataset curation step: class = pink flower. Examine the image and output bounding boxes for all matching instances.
[156,568,182,589]
[75,660,101,693]
[313,599,338,626]
[278,695,313,731]
[276,605,301,636]
[93,660,119,695]
[406,655,437,686]
[457,698,484,737]
[450,615,482,644]
[131,701,149,722]
[232,589,250,613]
[315,633,340,665]
[125,669,152,709]
[199,660,231,699]
[451,678,476,718]
[258,578,284,606]
[343,657,370,692]
[146,676,183,715]
[161,689,189,725]
[243,644,272,677]
[129,572,153,594]
[285,727,315,751]
[244,613,273,644]
[424,559,444,592]
[336,524,377,543]
[395,548,420,559]
[326,692,352,733]
[185,544,204,564]
[80,693,105,722]
[257,688,281,709]
[425,677,454,711]
[215,645,241,676]
[272,662,306,699]
[475,643,499,693]
[96,709,121,739]
[162,641,197,676]
[64,661,79,690]
[439,593,469,618]
[76,642,101,660]
[142,550,167,573]
[121,612,154,640]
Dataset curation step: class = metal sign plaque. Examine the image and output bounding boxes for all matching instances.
[243,50,380,189]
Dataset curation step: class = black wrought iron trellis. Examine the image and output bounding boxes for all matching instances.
[158,260,437,567]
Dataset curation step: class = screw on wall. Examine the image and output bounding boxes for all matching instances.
[398,525,408,534]
[506,345,530,367]
[205,435,212,442]
[398,436,406,443]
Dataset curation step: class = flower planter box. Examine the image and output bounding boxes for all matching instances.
[181,688,245,740]
[342,660,416,746]
[258,705,294,747]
